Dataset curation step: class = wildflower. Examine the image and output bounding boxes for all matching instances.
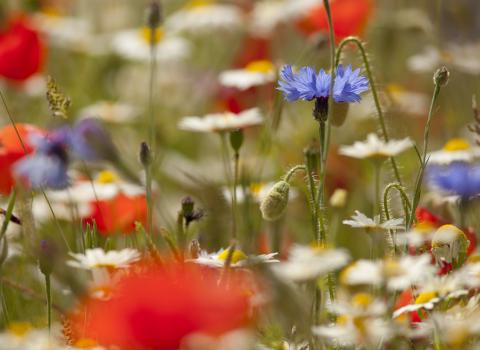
[67,248,141,270]
[428,138,480,165]
[67,262,254,350]
[0,124,45,194]
[219,60,276,91]
[427,162,480,200]
[343,210,404,231]
[178,108,264,133]
[164,1,243,34]
[13,131,70,190]
[271,245,350,282]
[111,27,190,63]
[339,133,413,160]
[190,248,278,268]
[296,0,374,41]
[0,15,44,81]
[79,101,141,123]
[386,84,430,117]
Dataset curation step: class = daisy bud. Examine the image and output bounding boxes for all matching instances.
[229,129,244,153]
[145,1,162,29]
[433,66,449,87]
[260,180,290,221]
[139,141,152,167]
[331,102,349,127]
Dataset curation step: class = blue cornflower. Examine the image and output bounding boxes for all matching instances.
[13,132,70,190]
[427,162,480,200]
[277,64,369,121]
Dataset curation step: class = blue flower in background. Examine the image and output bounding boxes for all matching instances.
[427,162,480,200]
[14,132,70,190]
[277,64,369,103]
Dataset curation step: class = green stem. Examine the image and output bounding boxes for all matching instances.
[305,157,319,240]
[45,273,51,332]
[232,152,239,240]
[408,84,442,229]
[374,162,382,218]
[145,162,154,234]
[316,122,328,245]
[335,37,403,186]
[284,165,306,183]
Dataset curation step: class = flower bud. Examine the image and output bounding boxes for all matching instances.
[181,196,195,218]
[145,1,162,29]
[38,239,58,276]
[331,102,349,127]
[303,142,319,173]
[313,97,329,122]
[431,224,469,268]
[260,181,290,221]
[229,129,244,153]
[433,66,449,87]
[329,188,348,208]
[139,141,152,167]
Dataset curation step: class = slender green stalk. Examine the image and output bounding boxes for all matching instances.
[305,157,319,240]
[335,37,403,186]
[232,152,240,239]
[408,83,442,229]
[374,162,382,218]
[45,274,51,332]
[0,268,9,325]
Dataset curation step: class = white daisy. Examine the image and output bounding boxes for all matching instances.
[395,222,437,248]
[339,133,413,160]
[67,248,140,270]
[178,108,264,133]
[219,60,276,90]
[428,138,480,165]
[165,1,244,34]
[79,101,141,123]
[111,27,190,63]
[343,210,404,231]
[271,245,350,282]
[223,182,298,204]
[386,85,430,117]
[190,248,278,268]
[340,260,383,287]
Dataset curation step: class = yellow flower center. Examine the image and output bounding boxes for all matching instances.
[415,291,437,304]
[186,0,214,9]
[75,338,99,348]
[96,170,119,184]
[443,138,471,152]
[249,183,264,195]
[217,249,247,264]
[245,60,275,74]
[8,322,32,337]
[467,254,480,264]
[352,293,373,308]
[40,6,62,17]
[140,27,164,44]
[383,259,402,277]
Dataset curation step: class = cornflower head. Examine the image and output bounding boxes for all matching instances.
[277,64,369,121]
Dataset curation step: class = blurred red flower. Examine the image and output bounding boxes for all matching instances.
[0,15,45,81]
[83,193,148,236]
[296,0,374,41]
[68,262,253,350]
[0,123,44,194]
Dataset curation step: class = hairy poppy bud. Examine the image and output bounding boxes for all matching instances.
[260,181,290,221]
[431,224,469,269]
[433,66,449,87]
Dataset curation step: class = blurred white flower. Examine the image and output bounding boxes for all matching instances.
[395,222,436,248]
[178,108,264,133]
[79,101,141,123]
[111,27,190,63]
[339,133,413,160]
[190,248,278,268]
[428,138,480,165]
[165,2,244,33]
[271,245,350,282]
[219,60,276,90]
[386,85,429,117]
[343,210,404,231]
[67,248,140,270]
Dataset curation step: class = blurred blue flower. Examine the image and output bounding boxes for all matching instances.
[277,64,369,103]
[13,132,69,190]
[427,162,480,200]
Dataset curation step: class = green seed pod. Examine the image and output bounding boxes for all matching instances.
[260,181,290,221]
[331,102,349,127]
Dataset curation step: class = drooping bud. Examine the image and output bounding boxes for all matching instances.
[431,224,469,269]
[313,97,329,122]
[331,102,349,127]
[145,1,162,30]
[260,181,290,221]
[229,129,244,153]
[139,141,152,167]
[433,66,450,87]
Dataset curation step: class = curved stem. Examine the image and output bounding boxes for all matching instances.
[335,37,403,186]
[284,165,306,183]
[383,183,412,255]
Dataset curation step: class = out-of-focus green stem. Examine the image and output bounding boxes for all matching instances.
[45,274,51,332]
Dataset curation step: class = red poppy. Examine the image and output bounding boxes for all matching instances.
[68,262,253,350]
[83,193,148,235]
[394,289,422,324]
[296,0,374,42]
[0,123,44,194]
[0,15,45,81]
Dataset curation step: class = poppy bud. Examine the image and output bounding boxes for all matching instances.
[431,224,469,269]
[139,141,152,167]
[433,66,449,87]
[38,239,58,276]
[229,129,244,153]
[260,181,290,221]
